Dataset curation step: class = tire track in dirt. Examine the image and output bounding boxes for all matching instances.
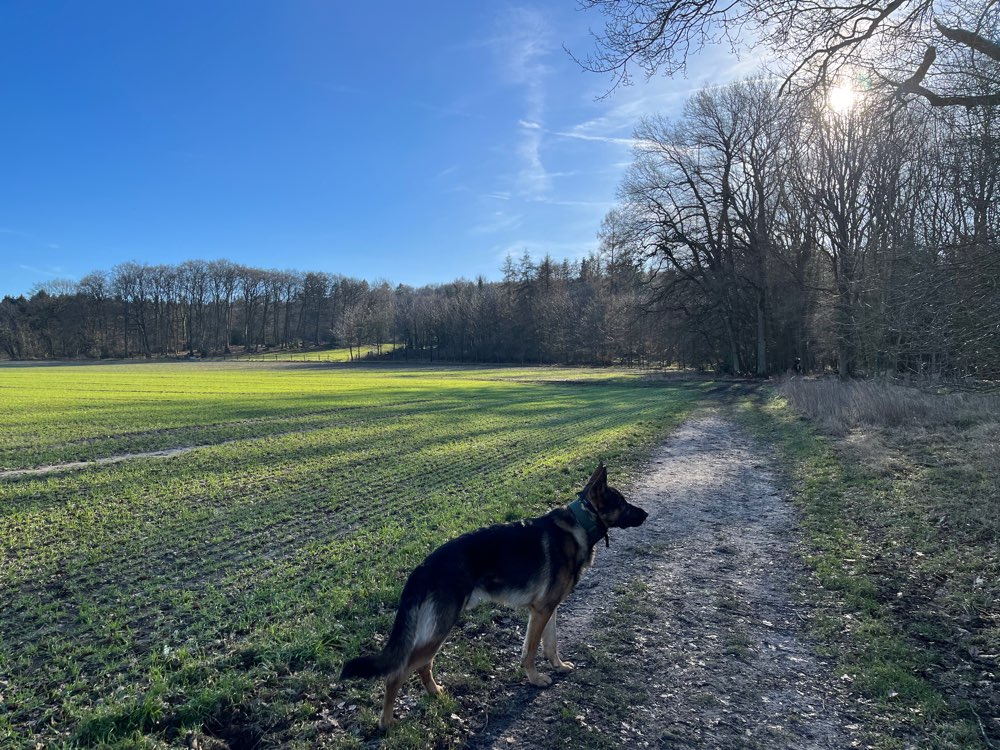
[0,446,200,478]
[467,410,864,749]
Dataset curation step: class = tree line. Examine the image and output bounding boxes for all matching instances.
[0,254,671,366]
[2,81,997,377]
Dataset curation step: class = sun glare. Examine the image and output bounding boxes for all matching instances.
[828,83,857,113]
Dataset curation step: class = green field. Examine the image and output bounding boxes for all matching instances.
[237,345,396,363]
[0,362,704,748]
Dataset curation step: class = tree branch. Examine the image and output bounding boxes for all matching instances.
[894,40,1000,106]
[934,19,1000,62]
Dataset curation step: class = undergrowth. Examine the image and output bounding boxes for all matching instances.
[741,381,999,750]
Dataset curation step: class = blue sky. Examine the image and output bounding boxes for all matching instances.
[0,1,755,297]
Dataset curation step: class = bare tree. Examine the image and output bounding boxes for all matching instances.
[207,260,239,353]
[77,271,112,356]
[792,92,916,376]
[111,262,148,357]
[574,0,1000,106]
[622,99,752,373]
[237,266,265,352]
[176,260,209,356]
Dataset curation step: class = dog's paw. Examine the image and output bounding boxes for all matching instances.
[527,672,553,688]
[378,715,395,732]
[553,659,574,671]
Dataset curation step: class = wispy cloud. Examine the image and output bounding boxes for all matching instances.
[568,45,767,141]
[516,118,647,151]
[552,130,638,146]
[435,165,460,179]
[530,198,615,209]
[470,212,524,236]
[1,227,62,251]
[570,85,686,143]
[517,131,548,197]
[19,263,63,277]
[494,7,552,199]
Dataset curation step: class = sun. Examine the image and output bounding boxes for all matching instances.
[828,83,857,113]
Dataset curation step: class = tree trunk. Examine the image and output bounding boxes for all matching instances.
[756,291,767,376]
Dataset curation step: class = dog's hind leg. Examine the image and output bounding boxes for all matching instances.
[521,605,555,687]
[380,635,448,729]
[541,607,574,671]
[417,660,443,696]
[408,636,447,697]
[379,671,406,731]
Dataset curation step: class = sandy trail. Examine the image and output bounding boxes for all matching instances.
[0,447,198,478]
[465,411,862,749]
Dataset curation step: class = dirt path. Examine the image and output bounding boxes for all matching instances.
[463,411,864,749]
[0,447,199,478]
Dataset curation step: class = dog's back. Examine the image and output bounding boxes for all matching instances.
[342,515,561,679]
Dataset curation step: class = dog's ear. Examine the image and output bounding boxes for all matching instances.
[584,462,608,501]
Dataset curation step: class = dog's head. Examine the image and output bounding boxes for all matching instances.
[582,462,648,529]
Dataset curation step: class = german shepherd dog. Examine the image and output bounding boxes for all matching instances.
[340,463,648,729]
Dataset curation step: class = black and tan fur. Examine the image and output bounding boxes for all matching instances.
[340,463,648,729]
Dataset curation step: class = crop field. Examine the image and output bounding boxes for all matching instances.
[237,345,396,363]
[0,362,705,748]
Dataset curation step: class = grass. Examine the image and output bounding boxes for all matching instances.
[778,377,1000,436]
[0,361,706,748]
[741,379,999,749]
[236,344,398,362]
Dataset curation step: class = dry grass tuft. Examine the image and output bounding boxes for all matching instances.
[778,377,1000,435]
[761,379,1000,746]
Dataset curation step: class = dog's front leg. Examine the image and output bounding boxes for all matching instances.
[521,606,555,687]
[542,607,574,671]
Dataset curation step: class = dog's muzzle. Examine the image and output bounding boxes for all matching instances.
[620,504,649,528]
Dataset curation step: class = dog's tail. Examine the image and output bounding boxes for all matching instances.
[340,593,424,680]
